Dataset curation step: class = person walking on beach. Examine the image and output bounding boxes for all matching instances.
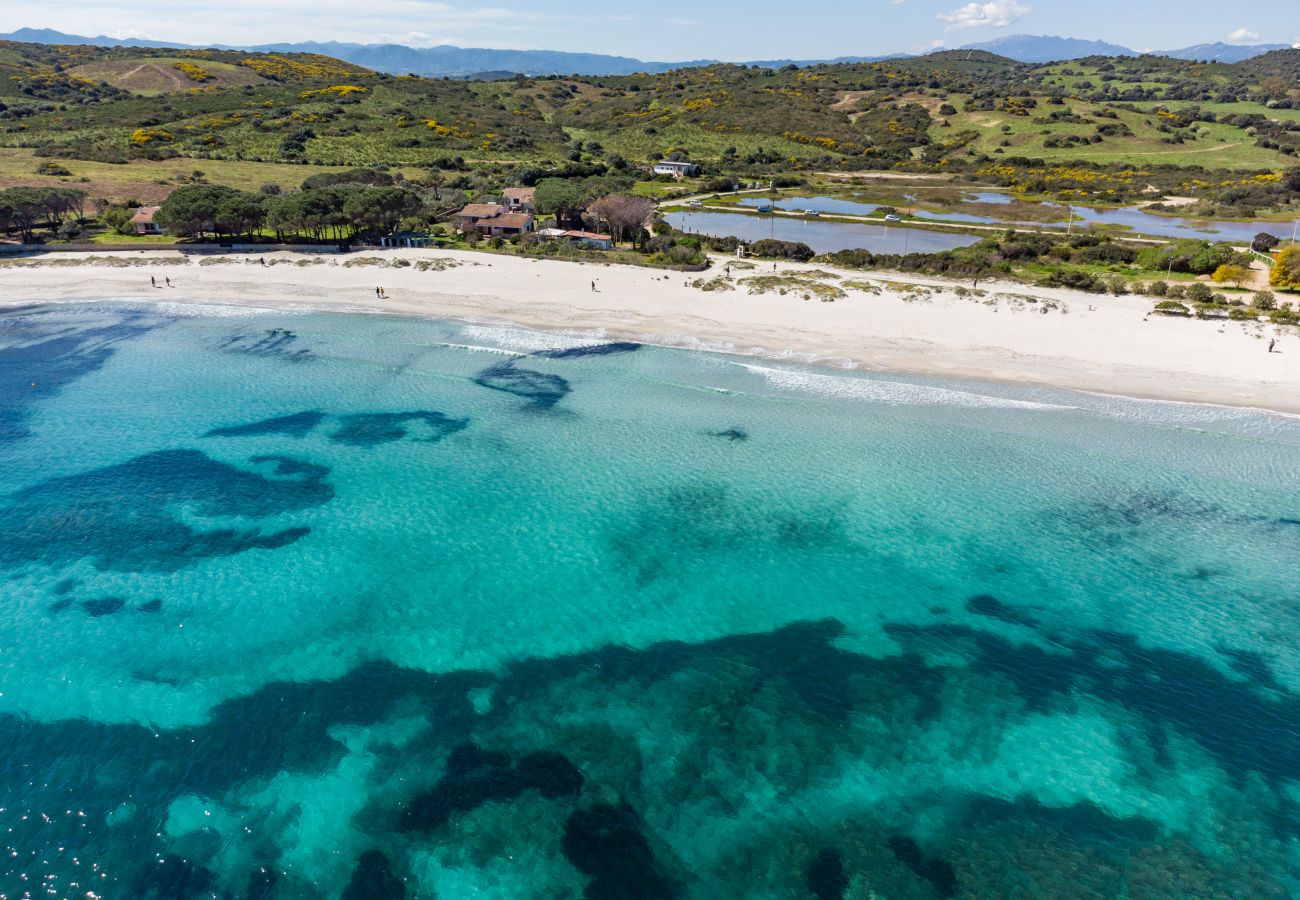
[376,287,382,299]
[165,276,171,288]
[1268,338,1276,353]
[591,280,597,292]
[150,276,156,288]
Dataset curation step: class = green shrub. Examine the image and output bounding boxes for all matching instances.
[1153,300,1190,317]
[99,206,135,236]
[748,239,815,262]
[1040,269,1104,292]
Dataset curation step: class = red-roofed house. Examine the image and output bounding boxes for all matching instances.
[502,187,536,212]
[455,203,504,232]
[454,203,535,236]
[131,206,163,236]
[562,230,613,250]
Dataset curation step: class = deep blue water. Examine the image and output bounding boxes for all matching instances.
[2,302,1299,898]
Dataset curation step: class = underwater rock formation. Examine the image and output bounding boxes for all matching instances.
[533,342,642,359]
[0,450,333,572]
[329,412,469,448]
[217,328,310,361]
[206,411,326,439]
[472,361,571,409]
[0,307,165,443]
[399,744,584,832]
[562,803,678,900]
[806,848,849,900]
[342,850,405,900]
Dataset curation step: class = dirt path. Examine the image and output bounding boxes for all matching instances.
[120,63,189,92]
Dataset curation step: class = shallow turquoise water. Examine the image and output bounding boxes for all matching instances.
[2,302,1299,898]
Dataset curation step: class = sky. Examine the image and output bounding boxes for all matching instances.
[7,0,1300,59]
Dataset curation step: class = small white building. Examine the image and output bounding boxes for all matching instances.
[652,160,699,178]
[131,206,163,235]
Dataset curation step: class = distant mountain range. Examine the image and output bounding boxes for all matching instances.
[0,27,900,78]
[961,33,1293,64]
[0,27,1293,77]
[1160,41,1294,63]
[961,35,1135,63]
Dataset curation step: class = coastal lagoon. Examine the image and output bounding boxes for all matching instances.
[3,301,1300,898]
[702,193,1295,246]
[662,210,980,254]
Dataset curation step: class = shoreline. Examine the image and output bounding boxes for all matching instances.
[2,247,1297,415]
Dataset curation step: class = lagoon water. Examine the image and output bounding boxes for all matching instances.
[3,302,1300,898]
[713,193,1292,245]
[663,210,979,255]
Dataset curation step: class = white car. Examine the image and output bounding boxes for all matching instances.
[884,213,902,222]
[804,210,821,217]
[687,199,703,207]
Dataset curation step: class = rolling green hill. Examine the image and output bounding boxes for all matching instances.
[67,58,274,95]
[0,39,1296,207]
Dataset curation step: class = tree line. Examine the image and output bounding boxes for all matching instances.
[154,182,445,243]
[0,187,88,242]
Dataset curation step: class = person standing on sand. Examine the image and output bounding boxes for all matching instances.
[150,276,156,288]
[165,277,171,288]
[376,287,382,299]
[1269,338,1276,353]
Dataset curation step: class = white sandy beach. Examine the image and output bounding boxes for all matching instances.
[2,247,1298,414]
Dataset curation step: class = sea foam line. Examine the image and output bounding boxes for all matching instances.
[458,323,609,354]
[741,364,1073,411]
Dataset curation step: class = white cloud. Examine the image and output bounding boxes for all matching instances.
[1227,27,1259,44]
[938,0,1030,31]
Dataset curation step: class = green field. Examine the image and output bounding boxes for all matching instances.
[0,148,382,204]
[937,102,1291,170]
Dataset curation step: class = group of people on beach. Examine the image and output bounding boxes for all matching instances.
[375,287,388,299]
[149,276,172,289]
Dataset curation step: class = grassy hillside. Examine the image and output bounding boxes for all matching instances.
[0,39,1296,209]
[67,58,271,94]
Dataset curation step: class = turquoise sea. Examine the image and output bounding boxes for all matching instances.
[2,301,1300,899]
